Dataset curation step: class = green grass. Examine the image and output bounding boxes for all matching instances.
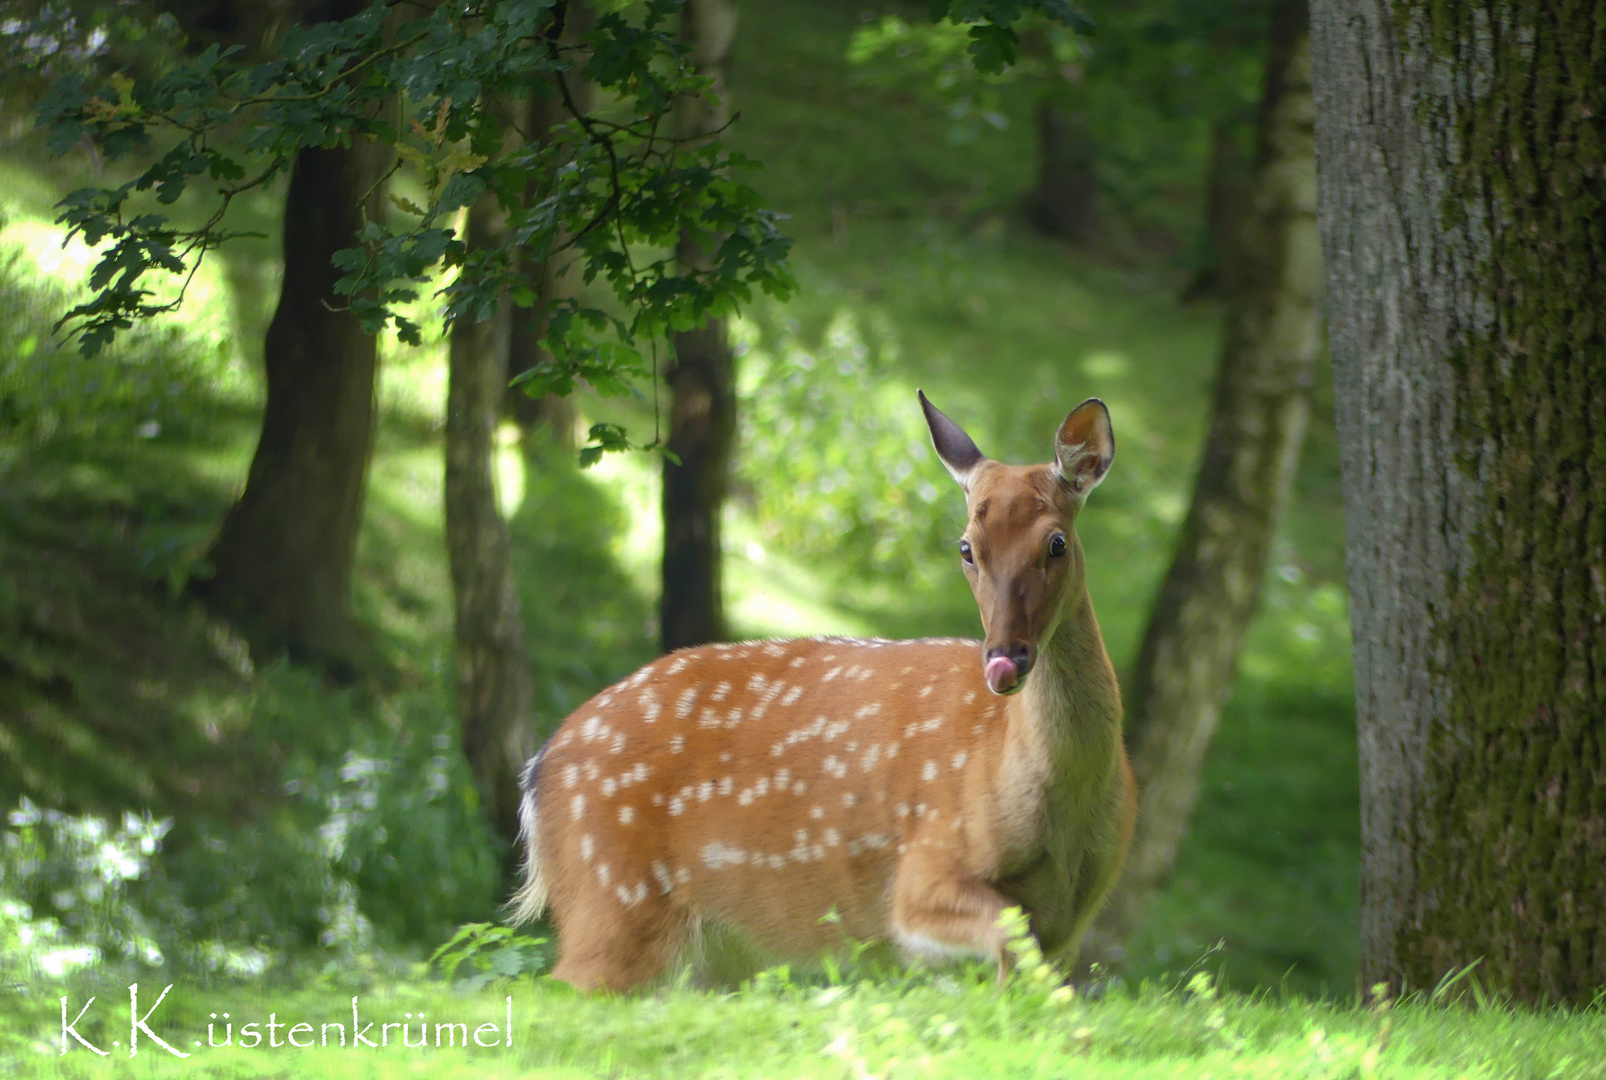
[6,971,1604,1079]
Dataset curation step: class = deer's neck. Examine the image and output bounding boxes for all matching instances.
[1014,585,1123,761]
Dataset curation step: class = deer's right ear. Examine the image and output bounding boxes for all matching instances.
[919,390,984,491]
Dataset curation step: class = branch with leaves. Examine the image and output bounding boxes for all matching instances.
[36,0,1082,459]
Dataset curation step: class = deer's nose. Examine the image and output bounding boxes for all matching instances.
[984,644,1032,695]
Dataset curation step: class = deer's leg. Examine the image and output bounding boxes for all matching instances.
[549,888,691,993]
[889,851,1017,981]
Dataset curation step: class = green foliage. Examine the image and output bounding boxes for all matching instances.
[0,800,169,978]
[36,0,794,461]
[736,312,959,585]
[0,236,236,446]
[428,922,550,991]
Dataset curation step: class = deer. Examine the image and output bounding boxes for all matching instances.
[509,391,1136,992]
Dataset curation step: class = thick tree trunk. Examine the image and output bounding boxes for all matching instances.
[1086,0,1321,965]
[661,0,738,652]
[1027,94,1099,246]
[197,138,384,672]
[1311,0,1606,1003]
[447,196,536,846]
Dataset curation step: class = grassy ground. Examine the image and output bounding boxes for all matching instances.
[7,970,1604,1079]
[0,0,1364,1018]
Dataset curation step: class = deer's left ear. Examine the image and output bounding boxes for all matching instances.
[1052,398,1114,498]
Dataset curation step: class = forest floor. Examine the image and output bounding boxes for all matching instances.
[0,3,1461,1074]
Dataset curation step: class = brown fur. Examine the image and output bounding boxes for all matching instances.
[511,399,1134,992]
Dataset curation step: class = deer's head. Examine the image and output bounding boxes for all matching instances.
[919,391,1114,696]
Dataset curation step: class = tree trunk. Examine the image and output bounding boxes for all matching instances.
[1181,120,1250,303]
[660,0,738,653]
[196,137,384,673]
[447,195,536,847]
[1311,0,1606,1003]
[506,2,594,451]
[1027,94,1099,246]
[1086,0,1321,966]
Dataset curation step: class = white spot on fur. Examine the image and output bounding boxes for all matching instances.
[698,781,714,802]
[668,656,688,675]
[711,681,731,702]
[793,781,807,795]
[597,863,611,886]
[570,794,586,821]
[824,828,840,846]
[579,834,595,861]
[652,861,675,894]
[919,686,934,699]
[963,691,976,704]
[854,703,882,719]
[822,666,842,682]
[701,842,747,869]
[675,686,699,719]
[601,777,617,797]
[922,760,938,781]
[810,805,825,819]
[718,776,734,797]
[562,764,580,788]
[781,686,804,706]
[670,735,685,754]
[952,751,968,770]
[842,792,857,808]
[668,797,685,816]
[861,745,882,771]
[789,656,807,669]
[618,805,635,824]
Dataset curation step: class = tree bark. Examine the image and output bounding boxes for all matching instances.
[196,137,384,673]
[1027,94,1099,246]
[189,0,386,673]
[1086,0,1321,965]
[506,2,594,450]
[447,195,536,846]
[1311,0,1606,1003]
[660,0,738,653]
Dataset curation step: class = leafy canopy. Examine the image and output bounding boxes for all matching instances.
[36,0,1085,438]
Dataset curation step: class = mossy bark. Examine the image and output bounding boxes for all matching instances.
[447,194,536,848]
[661,0,739,653]
[1312,0,1606,1001]
[1086,0,1321,966]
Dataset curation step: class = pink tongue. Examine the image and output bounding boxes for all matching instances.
[985,656,1018,694]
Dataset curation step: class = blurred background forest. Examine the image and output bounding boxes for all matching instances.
[0,0,1356,999]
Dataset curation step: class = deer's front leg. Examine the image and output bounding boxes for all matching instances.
[889,850,1017,982]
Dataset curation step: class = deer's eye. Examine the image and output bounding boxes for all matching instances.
[1048,533,1067,559]
[959,539,974,564]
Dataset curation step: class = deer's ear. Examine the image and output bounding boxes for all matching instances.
[919,390,985,491]
[1053,398,1114,498]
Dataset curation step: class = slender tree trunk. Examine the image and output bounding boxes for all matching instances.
[447,195,536,846]
[196,138,384,672]
[660,0,738,652]
[1086,0,1321,965]
[1181,121,1250,303]
[1027,94,1099,245]
[507,2,594,451]
[1311,0,1606,1003]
